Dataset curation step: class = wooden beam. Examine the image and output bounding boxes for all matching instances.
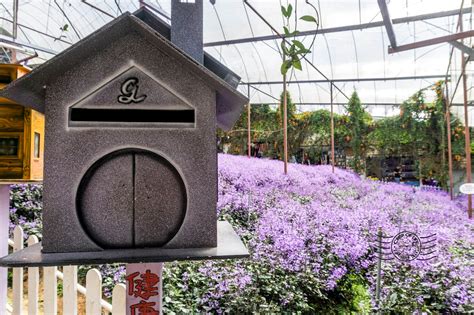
[389,30,474,54]
[377,0,397,48]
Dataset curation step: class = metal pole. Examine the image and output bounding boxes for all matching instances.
[375,227,382,312]
[204,8,472,47]
[247,85,251,158]
[446,81,455,200]
[460,18,473,219]
[12,0,18,40]
[81,0,115,18]
[0,185,9,315]
[242,74,448,86]
[444,7,461,200]
[243,0,349,101]
[283,73,288,174]
[330,83,335,173]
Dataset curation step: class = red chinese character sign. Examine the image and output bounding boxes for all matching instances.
[126,263,163,315]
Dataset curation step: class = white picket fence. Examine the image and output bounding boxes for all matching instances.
[417,184,443,192]
[6,226,126,315]
[373,179,444,192]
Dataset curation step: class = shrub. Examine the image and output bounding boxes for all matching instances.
[9,155,474,313]
[10,184,43,239]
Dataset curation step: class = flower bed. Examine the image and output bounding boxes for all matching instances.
[10,154,474,313]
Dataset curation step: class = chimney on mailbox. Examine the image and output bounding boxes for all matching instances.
[171,0,204,64]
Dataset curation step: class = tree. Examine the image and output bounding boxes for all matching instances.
[347,91,370,173]
[367,82,466,187]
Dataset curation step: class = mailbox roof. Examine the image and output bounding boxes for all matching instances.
[0,9,247,130]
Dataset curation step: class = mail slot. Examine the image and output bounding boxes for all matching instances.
[68,66,196,128]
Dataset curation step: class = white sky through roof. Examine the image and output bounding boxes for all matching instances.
[0,0,472,122]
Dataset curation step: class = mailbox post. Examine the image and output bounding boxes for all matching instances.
[0,3,248,299]
[0,185,8,315]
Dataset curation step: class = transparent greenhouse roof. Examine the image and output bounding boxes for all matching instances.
[0,0,473,121]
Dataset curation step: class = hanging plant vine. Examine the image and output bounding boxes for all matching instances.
[280,1,320,76]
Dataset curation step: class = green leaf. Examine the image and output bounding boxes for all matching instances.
[292,40,306,51]
[289,30,300,37]
[287,4,293,18]
[283,26,291,36]
[292,58,302,71]
[289,44,296,54]
[280,41,289,55]
[300,15,318,23]
[281,60,291,75]
[280,5,288,18]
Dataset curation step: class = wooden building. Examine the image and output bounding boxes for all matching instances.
[0,64,44,180]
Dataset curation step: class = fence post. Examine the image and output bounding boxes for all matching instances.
[63,266,78,315]
[0,185,9,315]
[112,283,126,315]
[12,226,24,315]
[375,227,382,314]
[86,269,102,315]
[44,266,58,315]
[27,235,39,315]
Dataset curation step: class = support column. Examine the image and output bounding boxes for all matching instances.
[330,83,335,173]
[460,18,473,219]
[445,81,454,200]
[283,74,288,174]
[0,185,9,315]
[247,85,251,158]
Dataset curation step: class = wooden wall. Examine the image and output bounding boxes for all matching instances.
[0,104,24,179]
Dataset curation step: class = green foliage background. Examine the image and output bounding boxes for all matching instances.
[220,81,466,187]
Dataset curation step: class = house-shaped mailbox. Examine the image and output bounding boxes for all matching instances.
[0,64,44,182]
[0,4,248,267]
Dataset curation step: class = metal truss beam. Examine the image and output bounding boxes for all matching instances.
[242,74,446,85]
[389,30,474,54]
[141,0,170,20]
[204,8,472,47]
[251,102,468,107]
[0,17,73,45]
[81,0,114,18]
[0,36,58,55]
[449,41,474,60]
[377,0,397,48]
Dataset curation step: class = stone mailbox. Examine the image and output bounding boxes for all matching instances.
[0,5,248,266]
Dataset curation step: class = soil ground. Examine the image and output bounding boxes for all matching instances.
[6,269,92,315]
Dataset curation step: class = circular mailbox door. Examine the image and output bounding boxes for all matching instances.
[77,149,186,249]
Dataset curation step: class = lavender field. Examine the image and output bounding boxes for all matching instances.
[10,154,474,313]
